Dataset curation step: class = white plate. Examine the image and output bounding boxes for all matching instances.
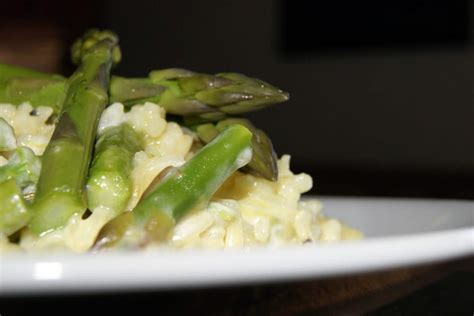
[0,197,472,295]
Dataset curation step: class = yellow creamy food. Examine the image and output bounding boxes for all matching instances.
[0,102,362,252]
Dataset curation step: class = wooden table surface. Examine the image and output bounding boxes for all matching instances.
[2,256,472,316]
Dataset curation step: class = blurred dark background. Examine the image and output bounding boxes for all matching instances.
[1,0,473,198]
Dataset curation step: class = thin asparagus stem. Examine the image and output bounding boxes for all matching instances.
[0,147,41,191]
[30,30,121,235]
[86,123,142,214]
[0,179,31,236]
[193,118,278,181]
[0,64,289,118]
[95,124,253,248]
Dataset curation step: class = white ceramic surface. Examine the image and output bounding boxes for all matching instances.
[1,197,472,295]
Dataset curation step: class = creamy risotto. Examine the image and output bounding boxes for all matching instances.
[0,102,361,252]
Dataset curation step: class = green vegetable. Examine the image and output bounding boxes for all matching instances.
[131,69,289,119]
[135,124,252,225]
[0,63,63,81]
[0,65,281,181]
[0,62,284,183]
[0,179,31,236]
[30,29,121,235]
[86,123,142,214]
[193,118,278,181]
[0,147,41,190]
[0,64,66,114]
[0,64,289,118]
[95,124,253,248]
[0,118,16,152]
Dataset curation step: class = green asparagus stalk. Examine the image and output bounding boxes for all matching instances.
[113,70,289,119]
[0,64,66,114]
[30,30,121,235]
[0,63,64,81]
[95,124,253,248]
[0,147,41,191]
[0,118,16,152]
[86,123,142,213]
[193,118,278,181]
[0,78,65,114]
[0,63,283,182]
[0,64,288,118]
[0,179,31,236]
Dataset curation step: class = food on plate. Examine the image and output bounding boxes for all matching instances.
[0,29,361,252]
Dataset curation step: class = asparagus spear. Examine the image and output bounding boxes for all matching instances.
[0,63,64,81]
[95,124,253,248]
[86,123,142,213]
[0,64,288,118]
[30,30,121,235]
[0,179,31,236]
[114,70,289,119]
[1,62,283,180]
[1,64,282,180]
[17,124,141,252]
[0,147,41,191]
[0,64,66,114]
[193,118,278,181]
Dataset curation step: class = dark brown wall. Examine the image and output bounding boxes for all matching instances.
[104,0,474,175]
[1,0,472,197]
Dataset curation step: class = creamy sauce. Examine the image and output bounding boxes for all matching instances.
[1,102,362,252]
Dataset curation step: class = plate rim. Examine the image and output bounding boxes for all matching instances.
[1,197,473,295]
